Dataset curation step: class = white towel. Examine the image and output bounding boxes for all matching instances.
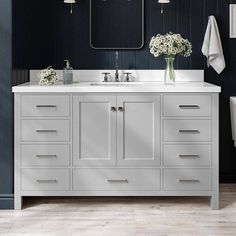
[202,16,225,74]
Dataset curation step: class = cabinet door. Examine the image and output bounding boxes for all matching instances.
[73,96,116,166]
[117,96,161,166]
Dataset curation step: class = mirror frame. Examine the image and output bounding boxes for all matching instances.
[90,0,144,50]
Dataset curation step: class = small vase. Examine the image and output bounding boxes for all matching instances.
[164,56,176,85]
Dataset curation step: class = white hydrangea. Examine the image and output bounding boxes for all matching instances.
[149,32,192,58]
[38,66,59,86]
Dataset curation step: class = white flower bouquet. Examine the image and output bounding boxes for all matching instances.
[149,32,192,84]
[149,32,192,58]
[38,66,59,86]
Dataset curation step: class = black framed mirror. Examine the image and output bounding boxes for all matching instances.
[90,0,144,49]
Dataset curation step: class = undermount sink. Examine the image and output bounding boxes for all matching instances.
[90,82,143,87]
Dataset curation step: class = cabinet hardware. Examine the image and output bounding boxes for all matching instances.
[36,155,57,158]
[179,130,200,134]
[178,179,200,183]
[107,179,128,183]
[179,155,200,159]
[179,105,200,109]
[118,107,124,112]
[36,130,57,133]
[36,179,58,183]
[111,107,117,112]
[36,105,57,108]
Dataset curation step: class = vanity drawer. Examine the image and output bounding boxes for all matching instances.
[163,169,211,191]
[21,144,70,166]
[163,95,211,117]
[163,144,211,166]
[21,95,70,117]
[163,120,212,142]
[73,168,161,191]
[21,120,70,142]
[21,169,70,191]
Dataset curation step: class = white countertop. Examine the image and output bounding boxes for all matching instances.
[12,82,221,93]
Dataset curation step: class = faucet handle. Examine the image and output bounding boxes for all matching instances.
[102,72,110,82]
[124,72,133,82]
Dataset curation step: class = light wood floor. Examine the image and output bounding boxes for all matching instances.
[1,184,236,236]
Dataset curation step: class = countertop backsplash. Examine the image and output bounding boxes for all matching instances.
[30,70,204,83]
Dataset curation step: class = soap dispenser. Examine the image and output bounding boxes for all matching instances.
[63,59,73,84]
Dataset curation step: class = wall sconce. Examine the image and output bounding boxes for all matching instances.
[64,0,77,14]
[158,0,170,14]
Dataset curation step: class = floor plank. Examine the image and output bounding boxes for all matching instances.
[1,184,236,235]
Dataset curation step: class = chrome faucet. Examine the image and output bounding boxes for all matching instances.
[115,51,119,82]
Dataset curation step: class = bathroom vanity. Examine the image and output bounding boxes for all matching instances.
[13,77,221,210]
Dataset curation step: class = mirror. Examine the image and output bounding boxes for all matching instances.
[90,0,144,49]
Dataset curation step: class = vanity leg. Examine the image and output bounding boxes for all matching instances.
[14,196,22,210]
[211,94,219,211]
[211,194,219,210]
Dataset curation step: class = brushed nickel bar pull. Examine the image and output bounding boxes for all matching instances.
[107,179,128,183]
[179,155,200,159]
[36,130,57,133]
[36,105,57,108]
[178,179,200,183]
[36,179,58,183]
[179,105,200,109]
[36,155,57,158]
[179,130,200,134]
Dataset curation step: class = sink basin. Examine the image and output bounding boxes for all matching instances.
[90,82,143,87]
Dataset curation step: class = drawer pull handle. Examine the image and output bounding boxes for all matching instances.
[107,179,128,183]
[36,155,57,158]
[178,179,200,183]
[36,105,57,108]
[179,155,200,159]
[36,130,57,133]
[179,130,200,134]
[36,179,58,183]
[179,105,200,109]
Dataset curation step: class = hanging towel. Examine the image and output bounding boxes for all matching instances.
[202,16,225,74]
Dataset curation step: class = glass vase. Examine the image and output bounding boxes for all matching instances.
[164,56,176,85]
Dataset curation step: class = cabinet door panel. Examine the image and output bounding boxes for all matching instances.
[117,96,161,166]
[73,96,116,166]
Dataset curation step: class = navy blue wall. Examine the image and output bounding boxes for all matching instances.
[13,0,208,70]
[1,0,235,209]
[0,0,14,209]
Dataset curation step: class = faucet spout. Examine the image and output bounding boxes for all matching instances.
[115,51,119,82]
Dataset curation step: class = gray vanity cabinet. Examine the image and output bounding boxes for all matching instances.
[14,92,219,210]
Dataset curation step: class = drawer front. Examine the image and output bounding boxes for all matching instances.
[163,169,211,191]
[163,120,212,142]
[21,169,70,191]
[163,95,211,117]
[73,168,161,191]
[22,144,70,166]
[21,95,70,117]
[163,145,211,166]
[21,120,70,142]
